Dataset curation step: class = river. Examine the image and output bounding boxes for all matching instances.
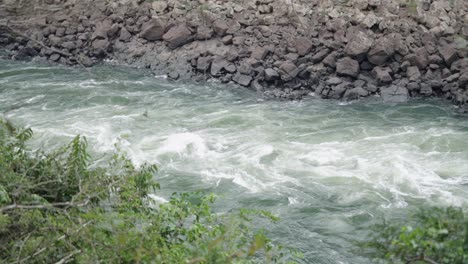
[1,59,467,263]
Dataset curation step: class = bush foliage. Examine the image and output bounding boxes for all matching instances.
[0,120,294,263]
[369,207,468,264]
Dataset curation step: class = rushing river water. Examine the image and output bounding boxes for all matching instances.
[1,59,468,263]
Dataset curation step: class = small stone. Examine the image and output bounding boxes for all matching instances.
[336,57,360,78]
[233,73,252,86]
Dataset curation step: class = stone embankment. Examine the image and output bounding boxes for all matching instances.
[0,0,467,104]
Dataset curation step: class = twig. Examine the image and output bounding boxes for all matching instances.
[0,200,89,212]
[54,250,81,264]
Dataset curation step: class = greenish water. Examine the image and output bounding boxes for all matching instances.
[1,59,468,263]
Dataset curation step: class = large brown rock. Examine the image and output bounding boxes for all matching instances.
[336,57,360,77]
[140,18,166,41]
[162,24,192,49]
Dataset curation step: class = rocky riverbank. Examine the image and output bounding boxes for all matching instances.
[0,0,467,104]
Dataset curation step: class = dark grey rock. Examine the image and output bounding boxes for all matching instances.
[438,45,458,66]
[311,49,330,63]
[264,68,279,81]
[380,85,409,102]
[197,57,211,71]
[343,87,369,100]
[372,66,392,84]
[344,31,373,59]
[407,66,421,82]
[295,37,312,56]
[163,24,192,49]
[279,61,299,81]
[336,57,360,78]
[140,18,166,41]
[367,36,394,65]
[119,27,132,42]
[233,73,252,86]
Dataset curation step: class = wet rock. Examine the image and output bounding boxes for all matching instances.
[77,54,93,67]
[163,24,192,49]
[233,73,252,86]
[420,83,433,96]
[343,87,369,100]
[336,57,360,78]
[140,18,166,41]
[381,85,409,103]
[49,53,60,61]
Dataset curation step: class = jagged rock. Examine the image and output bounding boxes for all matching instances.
[459,72,468,89]
[327,77,343,85]
[367,37,394,65]
[381,85,409,103]
[197,57,211,71]
[213,19,229,36]
[323,52,337,68]
[152,1,167,13]
[329,82,351,99]
[91,39,110,57]
[119,27,132,42]
[407,66,421,82]
[420,83,433,96]
[372,66,392,84]
[140,18,166,41]
[92,20,111,40]
[344,31,374,59]
[295,37,312,56]
[210,58,228,76]
[438,45,458,66]
[49,53,60,61]
[405,48,429,69]
[311,49,330,63]
[343,87,369,100]
[233,73,252,86]
[264,68,279,81]
[451,59,468,73]
[77,54,93,67]
[221,35,233,45]
[336,57,360,78]
[251,46,269,60]
[278,61,299,81]
[196,26,213,40]
[108,23,120,38]
[163,24,192,49]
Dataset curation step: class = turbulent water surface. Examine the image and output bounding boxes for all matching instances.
[1,59,468,263]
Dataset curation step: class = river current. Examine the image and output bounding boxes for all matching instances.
[1,59,467,263]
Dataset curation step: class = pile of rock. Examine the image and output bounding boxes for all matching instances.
[0,0,466,104]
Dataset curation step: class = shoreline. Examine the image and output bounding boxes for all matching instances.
[0,0,466,106]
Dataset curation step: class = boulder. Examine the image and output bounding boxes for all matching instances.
[278,61,299,81]
[438,45,458,66]
[336,57,360,78]
[233,73,252,86]
[251,46,269,60]
[119,27,132,42]
[380,85,409,103]
[344,31,373,59]
[264,68,279,81]
[372,66,393,84]
[210,58,228,76]
[162,24,192,49]
[343,87,369,100]
[140,18,166,41]
[323,51,337,68]
[311,49,330,63]
[459,72,468,89]
[295,37,312,56]
[367,36,394,65]
[404,48,429,69]
[406,66,421,82]
[197,57,211,71]
[91,39,110,57]
[213,19,229,36]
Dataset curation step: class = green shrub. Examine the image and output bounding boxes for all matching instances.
[0,120,296,263]
[368,207,468,264]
